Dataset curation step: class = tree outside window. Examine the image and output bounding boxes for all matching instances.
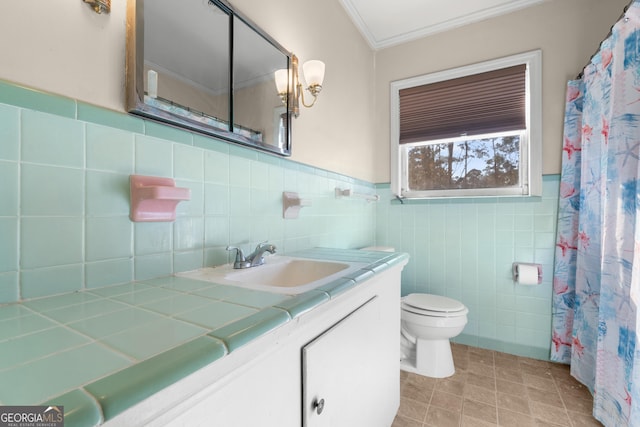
[406,133,521,192]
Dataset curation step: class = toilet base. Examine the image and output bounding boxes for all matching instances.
[400,337,455,378]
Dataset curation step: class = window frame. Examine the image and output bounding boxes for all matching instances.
[390,50,542,199]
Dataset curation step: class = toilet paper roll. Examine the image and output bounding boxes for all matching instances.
[515,264,539,285]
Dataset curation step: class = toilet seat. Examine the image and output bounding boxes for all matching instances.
[402,294,468,318]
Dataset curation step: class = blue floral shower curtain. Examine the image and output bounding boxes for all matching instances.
[552,2,640,425]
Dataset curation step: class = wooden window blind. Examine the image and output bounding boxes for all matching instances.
[399,64,527,144]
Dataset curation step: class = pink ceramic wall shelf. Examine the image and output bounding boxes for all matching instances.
[129,175,191,222]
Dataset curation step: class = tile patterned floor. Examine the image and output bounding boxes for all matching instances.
[393,343,603,427]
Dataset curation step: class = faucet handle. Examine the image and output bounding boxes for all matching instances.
[226,246,251,269]
[226,246,245,262]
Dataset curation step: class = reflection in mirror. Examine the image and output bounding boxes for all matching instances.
[234,15,290,151]
[126,0,293,156]
[144,0,230,132]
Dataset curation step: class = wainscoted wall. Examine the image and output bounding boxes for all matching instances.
[0,81,376,303]
[375,176,559,359]
[0,80,559,360]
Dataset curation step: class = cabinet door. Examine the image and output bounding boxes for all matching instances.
[302,296,397,427]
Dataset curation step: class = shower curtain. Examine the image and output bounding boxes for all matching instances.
[551,1,640,425]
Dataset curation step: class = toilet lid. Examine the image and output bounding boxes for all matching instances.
[401,304,469,318]
[403,293,467,314]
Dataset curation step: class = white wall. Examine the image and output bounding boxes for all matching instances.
[0,0,377,181]
[373,0,630,181]
[0,2,126,110]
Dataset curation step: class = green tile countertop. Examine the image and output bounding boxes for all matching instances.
[0,248,408,426]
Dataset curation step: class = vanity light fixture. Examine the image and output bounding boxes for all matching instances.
[83,0,110,14]
[275,55,325,118]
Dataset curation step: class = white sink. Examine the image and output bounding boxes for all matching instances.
[177,256,366,295]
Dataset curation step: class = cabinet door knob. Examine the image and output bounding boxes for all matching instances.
[313,398,325,415]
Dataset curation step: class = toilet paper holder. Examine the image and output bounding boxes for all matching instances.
[512,262,542,285]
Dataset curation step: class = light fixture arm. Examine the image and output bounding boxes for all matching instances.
[290,54,324,118]
[297,82,321,108]
[275,55,325,118]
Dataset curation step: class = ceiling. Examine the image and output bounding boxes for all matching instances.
[338,0,546,50]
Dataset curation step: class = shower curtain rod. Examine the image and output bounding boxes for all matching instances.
[576,0,634,79]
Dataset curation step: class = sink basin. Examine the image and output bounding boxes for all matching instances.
[177,256,365,294]
[225,258,348,287]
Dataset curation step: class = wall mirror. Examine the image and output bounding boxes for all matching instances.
[126,0,292,156]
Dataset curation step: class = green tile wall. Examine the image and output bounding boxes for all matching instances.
[375,176,559,360]
[0,79,560,361]
[0,81,376,303]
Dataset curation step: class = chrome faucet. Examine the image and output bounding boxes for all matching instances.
[226,242,277,269]
[248,242,277,267]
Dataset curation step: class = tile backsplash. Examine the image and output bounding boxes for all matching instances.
[0,82,376,303]
[0,80,560,361]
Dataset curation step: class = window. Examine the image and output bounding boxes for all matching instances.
[390,51,542,198]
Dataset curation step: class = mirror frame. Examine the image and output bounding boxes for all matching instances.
[125,0,293,156]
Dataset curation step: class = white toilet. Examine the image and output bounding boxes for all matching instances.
[400,293,468,378]
[360,246,468,378]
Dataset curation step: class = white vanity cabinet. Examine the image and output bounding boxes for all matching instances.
[106,263,403,427]
[303,295,399,427]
